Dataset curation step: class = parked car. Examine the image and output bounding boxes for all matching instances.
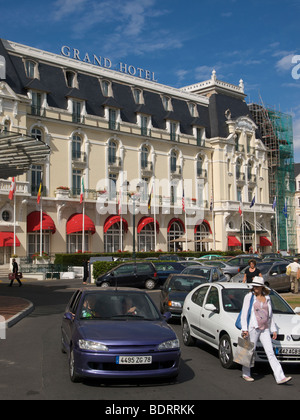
[231,261,291,292]
[224,254,262,277]
[61,288,181,382]
[200,260,236,281]
[197,254,225,261]
[158,254,185,261]
[181,265,227,282]
[160,274,207,318]
[153,262,185,285]
[181,282,300,369]
[96,262,158,290]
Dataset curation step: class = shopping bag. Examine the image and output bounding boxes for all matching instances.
[17,272,23,279]
[8,273,15,280]
[233,337,255,368]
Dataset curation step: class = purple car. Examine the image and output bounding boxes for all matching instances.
[61,288,181,382]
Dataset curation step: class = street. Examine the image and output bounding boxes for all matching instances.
[0,278,299,401]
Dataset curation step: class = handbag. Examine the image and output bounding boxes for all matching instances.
[233,337,255,368]
[286,266,291,276]
[8,273,15,280]
[235,293,254,330]
[17,272,23,279]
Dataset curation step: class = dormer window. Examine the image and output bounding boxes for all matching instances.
[66,71,76,88]
[101,80,112,97]
[162,96,171,111]
[189,102,197,117]
[25,60,38,79]
[133,88,143,104]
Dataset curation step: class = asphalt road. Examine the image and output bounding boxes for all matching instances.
[0,278,300,402]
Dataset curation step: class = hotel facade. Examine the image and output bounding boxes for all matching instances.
[0,39,274,263]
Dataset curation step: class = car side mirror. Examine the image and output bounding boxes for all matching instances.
[294,307,300,314]
[162,311,172,321]
[64,312,73,321]
[204,303,217,312]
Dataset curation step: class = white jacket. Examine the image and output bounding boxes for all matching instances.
[241,292,277,333]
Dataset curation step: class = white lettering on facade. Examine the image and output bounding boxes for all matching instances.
[61,46,157,81]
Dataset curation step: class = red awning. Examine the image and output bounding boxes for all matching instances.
[228,236,242,247]
[0,232,20,247]
[194,219,212,234]
[167,218,185,233]
[137,217,159,234]
[260,236,272,247]
[27,211,56,233]
[104,215,128,233]
[66,213,96,235]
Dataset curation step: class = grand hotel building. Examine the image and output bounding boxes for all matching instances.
[0,39,274,262]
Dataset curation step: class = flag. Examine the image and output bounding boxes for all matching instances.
[272,196,277,210]
[182,189,185,213]
[250,196,255,208]
[147,184,153,211]
[283,199,288,219]
[37,178,43,204]
[8,177,16,200]
[238,202,242,216]
[80,177,85,204]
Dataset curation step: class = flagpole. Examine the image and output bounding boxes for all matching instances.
[286,199,289,253]
[40,199,43,257]
[13,190,16,255]
[82,201,85,253]
[153,179,157,251]
[274,197,279,253]
[242,209,245,253]
[120,186,123,252]
[254,205,257,253]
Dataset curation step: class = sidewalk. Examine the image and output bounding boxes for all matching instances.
[0,295,34,327]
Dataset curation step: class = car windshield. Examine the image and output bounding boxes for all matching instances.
[168,276,205,291]
[79,291,161,321]
[222,288,295,315]
[182,267,211,279]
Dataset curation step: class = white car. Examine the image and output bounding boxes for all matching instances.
[181,282,300,369]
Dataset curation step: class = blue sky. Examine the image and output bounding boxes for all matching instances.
[2,0,300,160]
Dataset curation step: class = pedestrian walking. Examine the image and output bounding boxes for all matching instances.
[9,258,22,287]
[286,258,300,294]
[243,259,262,284]
[83,259,89,284]
[240,276,292,384]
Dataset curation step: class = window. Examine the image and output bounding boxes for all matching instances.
[101,80,111,97]
[141,115,149,136]
[141,146,149,169]
[31,92,42,116]
[133,88,142,104]
[197,156,204,177]
[108,140,117,165]
[168,221,185,252]
[72,101,82,123]
[31,165,43,196]
[72,135,82,160]
[108,173,117,200]
[2,210,11,222]
[72,169,82,196]
[67,233,88,253]
[31,127,43,142]
[109,108,117,130]
[138,223,155,251]
[237,187,242,202]
[189,103,196,117]
[206,286,220,312]
[104,222,125,252]
[66,71,76,88]
[191,286,209,306]
[25,60,36,78]
[195,222,210,252]
[170,150,177,173]
[28,232,50,258]
[162,96,171,111]
[170,122,178,141]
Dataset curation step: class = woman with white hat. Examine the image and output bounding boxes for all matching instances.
[240,276,292,384]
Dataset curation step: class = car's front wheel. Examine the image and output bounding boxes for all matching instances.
[182,319,196,346]
[218,334,234,369]
[69,348,81,383]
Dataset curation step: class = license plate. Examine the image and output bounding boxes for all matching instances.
[275,347,300,355]
[116,356,152,365]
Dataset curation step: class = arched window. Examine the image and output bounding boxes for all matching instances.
[138,223,155,252]
[72,134,82,160]
[141,145,149,169]
[108,139,117,165]
[195,222,210,252]
[197,155,204,177]
[168,220,185,252]
[31,127,43,142]
[104,222,125,252]
[170,150,177,173]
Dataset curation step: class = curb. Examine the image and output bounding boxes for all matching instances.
[5,299,35,328]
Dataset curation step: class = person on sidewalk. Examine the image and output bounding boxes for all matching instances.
[286,258,300,294]
[240,276,292,385]
[9,258,22,287]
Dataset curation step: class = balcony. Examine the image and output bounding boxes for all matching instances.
[108,156,122,172]
[72,151,87,168]
[197,168,207,178]
[141,161,153,176]
[170,165,182,178]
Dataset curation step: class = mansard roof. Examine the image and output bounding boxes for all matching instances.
[0,39,255,141]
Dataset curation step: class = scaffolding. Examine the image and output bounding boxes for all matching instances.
[249,102,296,252]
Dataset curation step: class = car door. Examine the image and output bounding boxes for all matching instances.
[198,285,221,347]
[185,285,210,339]
[268,263,284,290]
[62,290,82,350]
[113,263,136,286]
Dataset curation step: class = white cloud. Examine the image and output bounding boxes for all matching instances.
[276,54,295,73]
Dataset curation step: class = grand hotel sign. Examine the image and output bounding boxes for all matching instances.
[61,46,158,82]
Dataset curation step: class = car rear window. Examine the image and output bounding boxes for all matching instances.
[136,263,154,274]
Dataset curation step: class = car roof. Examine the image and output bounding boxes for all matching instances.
[196,282,254,290]
[169,273,207,279]
[77,287,145,294]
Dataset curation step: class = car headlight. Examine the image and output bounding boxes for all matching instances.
[158,339,180,350]
[78,340,109,352]
[168,300,182,308]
